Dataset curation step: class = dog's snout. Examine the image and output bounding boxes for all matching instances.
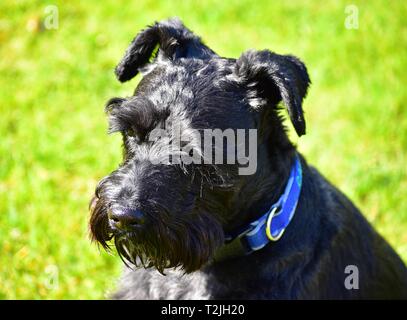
[108,207,146,230]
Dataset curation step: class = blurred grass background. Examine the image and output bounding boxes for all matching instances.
[0,0,406,299]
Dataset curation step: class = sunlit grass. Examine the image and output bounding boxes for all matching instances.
[0,0,406,299]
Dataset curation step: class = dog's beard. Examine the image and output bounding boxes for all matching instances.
[89,195,113,249]
[90,195,224,274]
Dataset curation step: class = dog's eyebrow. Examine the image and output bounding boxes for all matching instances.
[106,97,167,135]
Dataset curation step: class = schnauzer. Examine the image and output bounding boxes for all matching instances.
[89,18,407,299]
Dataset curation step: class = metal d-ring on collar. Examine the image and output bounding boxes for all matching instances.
[266,206,285,241]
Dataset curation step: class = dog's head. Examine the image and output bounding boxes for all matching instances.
[89,18,310,273]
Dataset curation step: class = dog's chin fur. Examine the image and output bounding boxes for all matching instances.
[90,195,224,274]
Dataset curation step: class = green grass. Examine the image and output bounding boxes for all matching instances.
[0,0,406,299]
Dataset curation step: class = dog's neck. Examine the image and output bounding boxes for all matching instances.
[212,147,299,259]
[238,109,298,223]
[207,156,323,286]
[227,139,297,233]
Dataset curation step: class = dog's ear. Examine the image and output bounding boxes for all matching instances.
[115,18,216,82]
[234,50,310,136]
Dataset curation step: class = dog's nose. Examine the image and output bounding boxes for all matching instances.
[108,207,146,230]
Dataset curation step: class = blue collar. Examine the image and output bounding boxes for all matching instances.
[214,154,303,261]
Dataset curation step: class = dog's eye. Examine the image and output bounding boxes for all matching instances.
[126,128,138,137]
[125,127,144,144]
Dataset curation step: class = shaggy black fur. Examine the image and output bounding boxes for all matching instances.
[90,18,407,299]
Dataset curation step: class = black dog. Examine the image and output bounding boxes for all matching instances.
[90,18,407,299]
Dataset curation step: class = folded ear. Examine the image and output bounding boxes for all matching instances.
[115,17,216,82]
[234,50,310,136]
